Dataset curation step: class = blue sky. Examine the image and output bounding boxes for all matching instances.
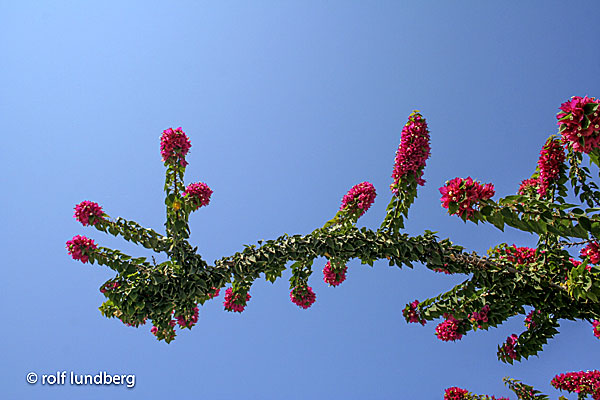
[2,2,599,399]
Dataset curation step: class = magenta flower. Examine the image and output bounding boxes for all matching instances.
[557,96,600,154]
[435,315,463,341]
[74,200,105,226]
[537,137,565,197]
[150,326,158,334]
[175,306,199,328]
[439,177,495,219]
[581,242,600,264]
[340,181,377,217]
[183,182,213,210]
[469,305,490,327]
[498,334,519,361]
[66,235,97,263]
[518,178,538,196]
[322,261,347,287]
[160,127,192,166]
[498,245,537,265]
[290,285,316,309]
[551,370,600,399]
[207,286,220,299]
[391,111,431,193]
[443,387,469,400]
[593,320,600,339]
[403,300,426,325]
[100,281,120,294]
[524,309,541,330]
[223,288,251,313]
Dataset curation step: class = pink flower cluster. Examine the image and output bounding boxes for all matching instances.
[439,177,495,219]
[100,281,120,293]
[518,178,539,196]
[581,242,600,264]
[207,287,220,299]
[593,320,600,339]
[444,387,469,400]
[74,200,104,226]
[498,334,518,361]
[403,300,425,325]
[66,235,97,263]
[498,245,537,265]
[322,261,347,286]
[537,137,566,197]
[524,309,541,329]
[183,182,213,210]
[160,127,192,166]
[557,96,600,154]
[223,288,251,313]
[551,370,600,400]
[433,263,452,274]
[151,320,176,340]
[175,306,199,328]
[340,181,377,217]
[435,315,463,342]
[390,111,431,193]
[469,305,490,327]
[290,285,316,309]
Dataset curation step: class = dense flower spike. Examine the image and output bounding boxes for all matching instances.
[581,242,600,264]
[518,178,539,196]
[223,288,251,313]
[175,306,199,329]
[390,111,431,193]
[66,235,97,263]
[322,261,347,286]
[290,285,316,309]
[183,182,213,210]
[557,96,600,154]
[443,387,469,400]
[340,181,377,217]
[593,320,600,339]
[403,300,426,325]
[74,200,105,226]
[439,177,495,219]
[551,370,600,399]
[160,127,192,166]
[536,137,566,197]
[435,315,463,341]
[498,334,518,361]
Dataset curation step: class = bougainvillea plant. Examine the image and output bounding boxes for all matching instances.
[68,99,600,398]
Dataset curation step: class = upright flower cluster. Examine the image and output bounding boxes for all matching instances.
[183,182,213,210]
[443,387,469,400]
[439,177,495,219]
[518,178,539,196]
[175,306,199,329]
[551,370,600,400]
[557,96,600,153]
[66,235,97,263]
[593,320,600,339]
[537,137,566,197]
[498,334,518,361]
[469,305,490,328]
[322,261,347,286]
[100,281,120,294]
[290,285,316,309]
[403,300,426,325]
[160,127,192,166]
[390,111,431,193]
[74,200,105,226]
[223,288,251,313]
[435,315,463,341]
[340,181,377,217]
[581,242,600,264]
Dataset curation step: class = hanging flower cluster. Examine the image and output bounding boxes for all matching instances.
[593,320,600,339]
[435,315,463,341]
[340,181,377,217]
[183,182,213,210]
[518,178,539,196]
[403,300,426,325]
[66,235,97,263]
[322,261,347,286]
[390,111,431,193]
[223,288,251,313]
[498,334,518,361]
[439,177,495,219]
[581,242,600,264]
[524,309,541,330]
[74,200,105,226]
[443,387,469,400]
[290,285,316,309]
[469,305,490,328]
[557,96,600,154]
[175,306,199,329]
[100,281,120,293]
[537,137,566,197]
[160,127,192,166]
[551,370,600,399]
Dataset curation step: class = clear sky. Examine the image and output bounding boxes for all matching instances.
[2,1,599,399]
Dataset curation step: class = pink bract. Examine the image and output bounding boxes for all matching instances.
[391,111,431,193]
[323,261,347,287]
[537,137,565,197]
[183,182,213,210]
[518,178,538,195]
[435,315,462,341]
[557,96,600,154]
[290,285,316,309]
[66,235,97,263]
[439,177,495,219]
[340,181,377,217]
[160,127,192,166]
[551,370,600,399]
[175,306,199,328]
[581,242,600,264]
[74,200,105,226]
[498,334,518,361]
[223,288,251,313]
[593,320,600,339]
[403,300,425,325]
